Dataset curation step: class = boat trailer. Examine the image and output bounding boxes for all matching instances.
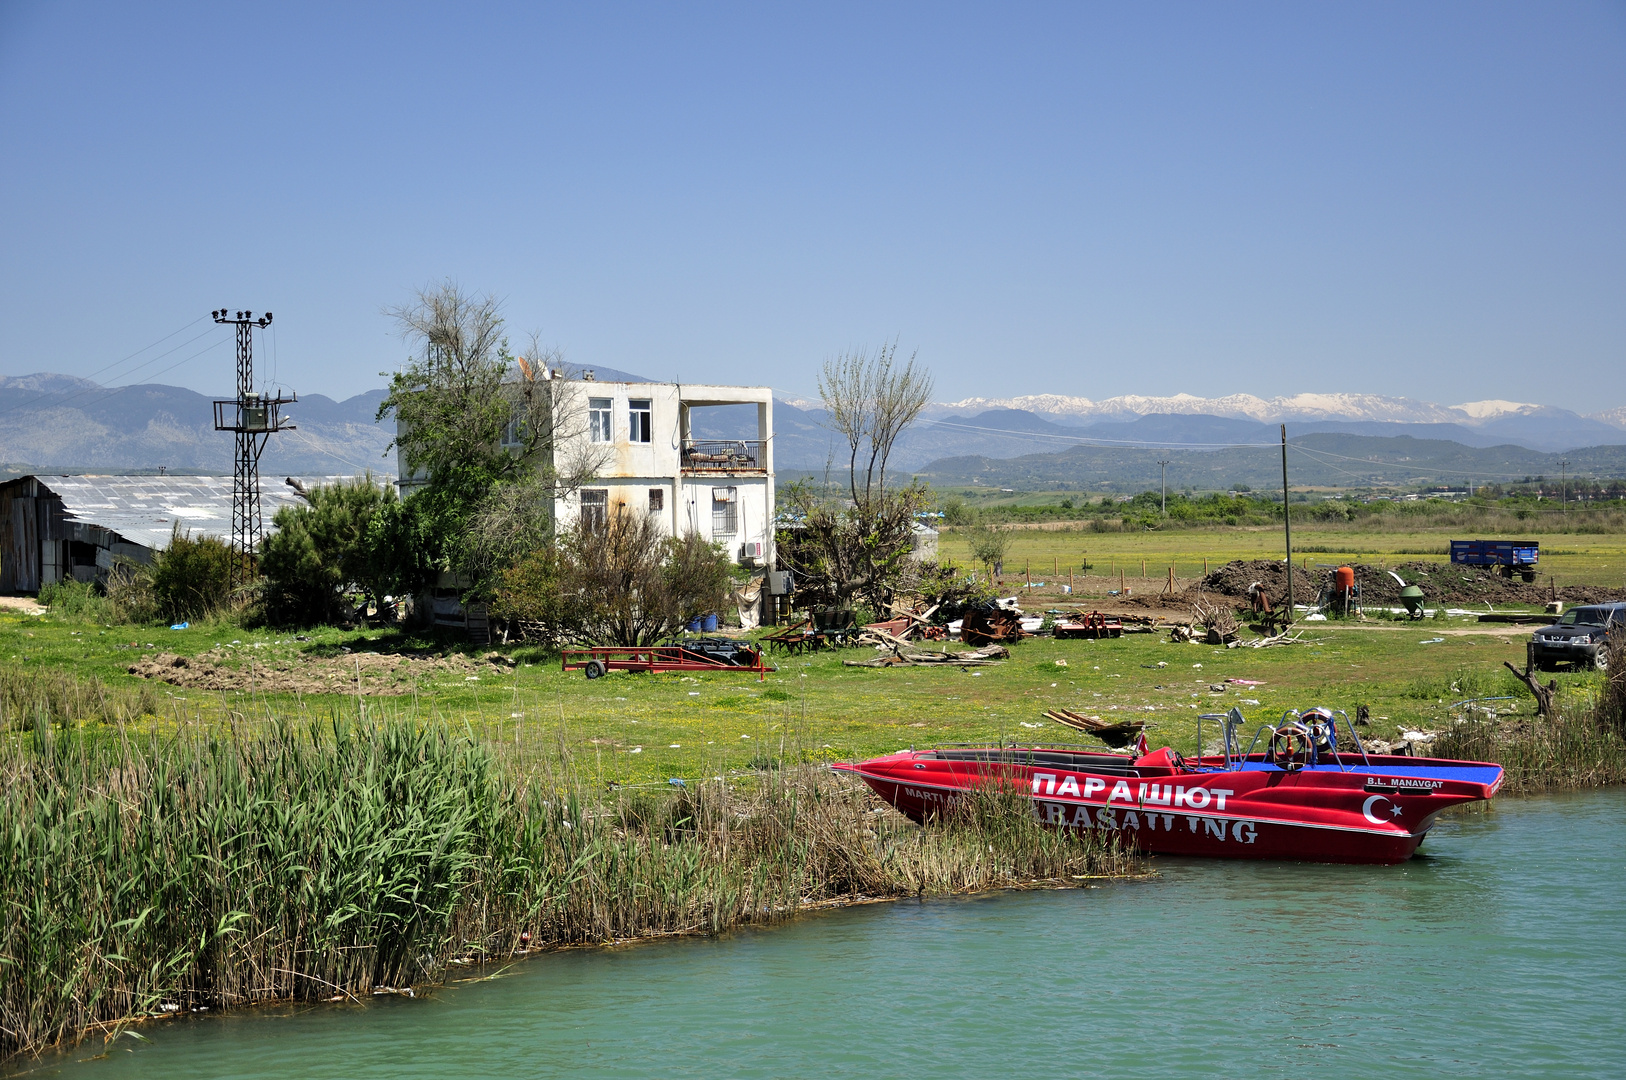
[562,638,775,679]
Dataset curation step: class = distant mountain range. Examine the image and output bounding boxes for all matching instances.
[908,433,1626,494]
[3,373,1623,491]
[926,390,1626,429]
[0,374,392,477]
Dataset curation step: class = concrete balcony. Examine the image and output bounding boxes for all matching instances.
[681,439,766,474]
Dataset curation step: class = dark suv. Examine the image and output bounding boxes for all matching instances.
[1530,603,1626,671]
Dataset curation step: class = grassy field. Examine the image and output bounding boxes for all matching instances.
[934,523,1626,589]
[4,601,1612,786]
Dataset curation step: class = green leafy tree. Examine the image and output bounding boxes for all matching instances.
[375,281,606,597]
[260,476,399,627]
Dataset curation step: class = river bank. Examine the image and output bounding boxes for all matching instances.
[4,632,1623,1063]
[0,715,1135,1063]
[22,788,1626,1079]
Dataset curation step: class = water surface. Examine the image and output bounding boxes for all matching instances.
[23,790,1623,1079]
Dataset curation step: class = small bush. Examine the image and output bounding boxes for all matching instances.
[104,562,159,624]
[150,529,238,624]
[38,581,112,622]
[491,548,584,647]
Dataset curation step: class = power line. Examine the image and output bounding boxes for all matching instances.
[0,331,230,422]
[71,315,209,386]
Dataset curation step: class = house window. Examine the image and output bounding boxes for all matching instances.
[500,406,525,448]
[648,487,665,513]
[711,487,737,535]
[588,397,613,442]
[629,398,652,443]
[580,488,608,530]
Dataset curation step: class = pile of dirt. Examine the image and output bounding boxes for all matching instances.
[128,649,515,696]
[1193,559,1623,608]
[1197,559,1316,603]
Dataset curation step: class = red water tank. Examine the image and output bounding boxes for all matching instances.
[1335,566,1355,593]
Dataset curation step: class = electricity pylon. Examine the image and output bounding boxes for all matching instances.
[211,309,296,589]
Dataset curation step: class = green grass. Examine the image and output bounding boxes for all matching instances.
[5,600,1614,784]
[933,523,1626,588]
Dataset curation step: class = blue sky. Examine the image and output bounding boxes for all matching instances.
[1,2,1622,409]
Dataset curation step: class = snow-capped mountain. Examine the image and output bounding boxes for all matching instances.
[1586,404,1626,428]
[928,392,1626,430]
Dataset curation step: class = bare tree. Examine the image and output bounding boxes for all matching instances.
[781,343,935,609]
[817,341,934,512]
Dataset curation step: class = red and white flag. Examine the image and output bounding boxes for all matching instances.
[1134,731,1149,756]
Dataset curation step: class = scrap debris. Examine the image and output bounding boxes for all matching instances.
[958,606,1030,647]
[1168,600,1240,645]
[843,629,1009,668]
[1053,612,1123,639]
[1042,708,1147,749]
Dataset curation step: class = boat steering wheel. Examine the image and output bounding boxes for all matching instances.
[1269,724,1311,771]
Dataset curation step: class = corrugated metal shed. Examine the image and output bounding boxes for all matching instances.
[0,474,367,593]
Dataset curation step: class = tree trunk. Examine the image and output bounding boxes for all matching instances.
[1502,660,1558,719]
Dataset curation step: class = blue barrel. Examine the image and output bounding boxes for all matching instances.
[702,613,719,632]
[686,616,703,633]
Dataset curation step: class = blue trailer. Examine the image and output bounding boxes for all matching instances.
[1451,540,1539,582]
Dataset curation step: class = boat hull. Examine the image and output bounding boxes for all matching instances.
[834,749,1503,865]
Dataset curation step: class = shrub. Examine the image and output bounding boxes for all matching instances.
[495,519,735,647]
[103,561,159,624]
[260,476,401,628]
[490,548,584,647]
[150,528,237,624]
[37,581,112,622]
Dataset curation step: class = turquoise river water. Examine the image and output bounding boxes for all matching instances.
[16,789,1625,1079]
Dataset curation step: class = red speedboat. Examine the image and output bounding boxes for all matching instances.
[832,708,1504,865]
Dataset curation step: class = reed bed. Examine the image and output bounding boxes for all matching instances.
[1434,643,1626,794]
[0,662,160,731]
[0,714,1134,1061]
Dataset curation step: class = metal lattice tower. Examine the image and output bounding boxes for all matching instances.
[211,309,296,588]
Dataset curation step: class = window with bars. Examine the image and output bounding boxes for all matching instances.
[580,488,608,530]
[711,487,738,535]
[648,487,664,513]
[588,398,612,442]
[629,398,652,443]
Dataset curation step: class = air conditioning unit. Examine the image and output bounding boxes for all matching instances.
[740,541,765,563]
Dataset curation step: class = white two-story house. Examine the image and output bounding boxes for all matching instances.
[398,373,775,568]
[558,378,775,565]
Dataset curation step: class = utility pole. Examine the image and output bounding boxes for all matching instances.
[1158,459,1171,515]
[1281,424,1293,622]
[211,309,296,589]
[1559,459,1569,511]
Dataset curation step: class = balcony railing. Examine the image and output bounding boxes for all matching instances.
[681,439,765,473]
